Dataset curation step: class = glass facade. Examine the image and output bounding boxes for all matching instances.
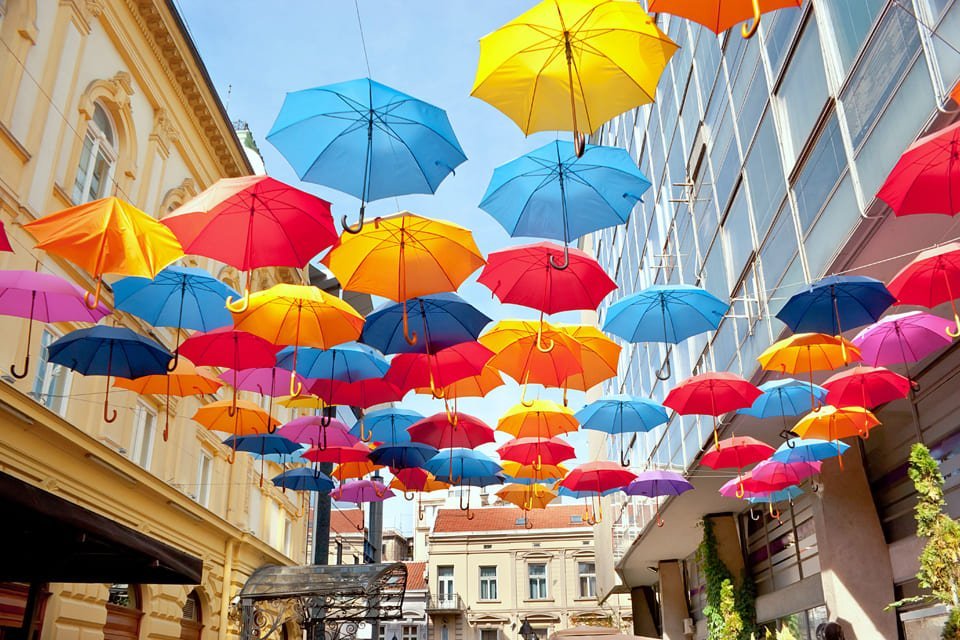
[590,0,959,538]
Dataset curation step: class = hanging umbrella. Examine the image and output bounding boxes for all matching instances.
[770,438,850,464]
[559,461,637,523]
[194,399,280,462]
[576,395,668,465]
[369,442,439,470]
[303,441,372,465]
[113,266,239,368]
[497,436,576,468]
[718,472,787,498]
[498,400,580,439]
[793,405,880,469]
[276,342,390,381]
[701,436,775,498]
[751,460,821,487]
[310,377,407,409]
[352,408,422,444]
[424,448,503,517]
[277,415,357,449]
[555,324,620,398]
[501,461,568,485]
[471,0,677,154]
[877,120,960,217]
[738,378,828,442]
[822,366,911,409]
[322,212,484,346]
[23,197,183,307]
[332,460,384,483]
[47,326,172,423]
[114,357,222,440]
[385,342,495,397]
[219,367,310,428]
[277,394,328,410]
[390,468,450,520]
[603,285,727,378]
[361,293,491,355]
[408,412,496,450]
[416,365,505,399]
[758,333,861,408]
[648,0,801,38]
[222,433,304,486]
[664,372,762,450]
[478,242,616,312]
[161,176,337,310]
[775,275,896,336]
[271,468,336,493]
[887,243,960,337]
[0,269,110,378]
[267,78,466,232]
[852,311,953,368]
[497,484,559,522]
[332,480,394,506]
[746,486,804,518]
[623,470,694,527]
[478,142,651,266]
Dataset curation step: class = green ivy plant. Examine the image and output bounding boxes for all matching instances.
[698,518,757,640]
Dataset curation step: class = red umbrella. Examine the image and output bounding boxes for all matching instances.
[407,412,496,449]
[559,461,637,523]
[751,460,820,487]
[887,243,960,337]
[822,366,910,409]
[664,372,762,450]
[477,242,616,314]
[877,120,960,217]
[497,436,576,467]
[302,441,371,464]
[0,222,12,252]
[701,436,775,498]
[385,342,495,396]
[162,176,338,310]
[310,377,406,409]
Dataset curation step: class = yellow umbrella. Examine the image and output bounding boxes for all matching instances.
[322,212,485,345]
[497,484,559,525]
[555,324,620,398]
[277,394,328,410]
[501,461,568,484]
[22,197,183,307]
[497,400,579,438]
[793,405,881,469]
[758,333,861,408]
[472,0,678,154]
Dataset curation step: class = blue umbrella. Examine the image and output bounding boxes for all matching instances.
[369,442,439,470]
[558,486,621,499]
[747,486,804,518]
[424,448,502,484]
[603,285,727,378]
[47,326,172,423]
[739,379,827,419]
[276,343,389,380]
[770,438,850,464]
[479,141,651,268]
[361,293,491,355]
[776,275,896,335]
[271,468,335,493]
[258,446,311,466]
[351,408,421,444]
[267,78,467,233]
[576,395,669,465]
[223,433,305,486]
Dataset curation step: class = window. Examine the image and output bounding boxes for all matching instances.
[528,563,548,599]
[578,562,597,598]
[823,0,886,72]
[72,103,116,204]
[793,115,845,233]
[378,626,385,640]
[744,113,786,238]
[107,584,139,608]
[479,566,498,600]
[480,630,498,640]
[402,626,418,640]
[437,565,455,602]
[775,19,829,167]
[283,517,292,557]
[31,329,71,416]
[129,403,157,470]
[196,453,212,507]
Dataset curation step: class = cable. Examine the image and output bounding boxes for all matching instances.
[353,0,373,78]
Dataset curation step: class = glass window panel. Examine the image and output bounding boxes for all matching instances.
[712,320,738,372]
[763,4,804,78]
[775,19,829,167]
[823,0,886,72]
[701,238,729,300]
[722,184,754,282]
[760,201,799,302]
[714,139,741,208]
[744,113,785,238]
[794,115,845,233]
[804,174,859,279]
[737,63,769,145]
[72,136,94,203]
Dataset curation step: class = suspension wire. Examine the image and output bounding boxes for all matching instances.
[353,0,373,78]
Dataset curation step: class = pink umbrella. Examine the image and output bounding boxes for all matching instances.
[332,479,394,503]
[220,367,311,427]
[852,311,953,371]
[718,472,788,498]
[751,460,820,487]
[277,415,356,449]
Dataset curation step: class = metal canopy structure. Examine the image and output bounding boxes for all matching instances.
[236,562,408,640]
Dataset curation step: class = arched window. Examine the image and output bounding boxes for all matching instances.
[72,103,117,204]
[104,584,142,640]
[179,590,203,640]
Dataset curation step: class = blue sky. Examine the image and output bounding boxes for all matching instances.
[177,0,597,533]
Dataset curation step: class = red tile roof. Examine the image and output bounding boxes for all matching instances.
[433,505,591,533]
[405,561,427,590]
[330,508,363,534]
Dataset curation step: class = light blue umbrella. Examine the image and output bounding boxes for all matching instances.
[276,343,389,381]
[739,379,827,419]
[267,78,467,233]
[557,486,621,499]
[361,293,491,355]
[771,438,850,464]
[747,486,804,518]
[576,395,669,465]
[351,408,421,444]
[479,140,651,269]
[425,448,503,519]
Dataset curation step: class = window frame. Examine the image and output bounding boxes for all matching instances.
[478,565,498,601]
[196,452,213,507]
[72,103,117,204]
[31,328,72,416]
[527,562,548,600]
[129,401,157,470]
[577,562,597,599]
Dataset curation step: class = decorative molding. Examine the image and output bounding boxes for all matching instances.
[0,118,31,164]
[149,107,179,155]
[76,72,139,181]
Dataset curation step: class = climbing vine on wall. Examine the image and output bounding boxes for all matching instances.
[697,518,757,640]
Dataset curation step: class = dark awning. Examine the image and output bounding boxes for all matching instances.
[0,471,202,584]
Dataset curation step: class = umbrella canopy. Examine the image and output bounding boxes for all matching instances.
[793,406,881,441]
[352,408,422,444]
[719,475,797,499]
[417,365,505,399]
[555,324,620,393]
[501,461,568,485]
[271,468,335,492]
[497,437,576,467]
[498,400,580,439]
[368,442,439,470]
[276,416,357,448]
[276,343,389,381]
[332,480,394,503]
[887,243,960,337]
[385,342,495,395]
[407,413,496,450]
[223,433,303,457]
[751,460,821,487]
[219,367,310,397]
[746,486,804,505]
[739,379,828,418]
[478,242,616,313]
[267,77,466,231]
[852,311,953,367]
[701,437,774,470]
[390,468,450,494]
[277,394,328,410]
[178,328,281,370]
[303,442,372,465]
[822,366,911,409]
[770,438,850,464]
[497,484,558,511]
[478,142,651,263]
[23,197,184,307]
[648,0,801,37]
[560,461,637,494]
[310,377,406,408]
[193,399,279,438]
[471,0,677,148]
[624,471,693,498]
[877,120,960,217]
[479,320,583,390]
[423,449,503,485]
[361,293,491,355]
[576,395,670,434]
[775,275,895,335]
[332,461,384,482]
[758,333,861,374]
[664,373,762,449]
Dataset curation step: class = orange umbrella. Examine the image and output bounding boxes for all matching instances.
[332,460,383,482]
[497,400,579,439]
[648,0,801,39]
[500,460,568,484]
[114,358,221,440]
[793,405,881,469]
[497,483,558,512]
[415,364,504,399]
[193,399,279,462]
[555,324,620,400]
[758,333,861,408]
[23,197,184,307]
[389,468,451,521]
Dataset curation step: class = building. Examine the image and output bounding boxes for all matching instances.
[587,1,960,639]
[380,562,429,640]
[0,1,313,638]
[426,505,631,640]
[330,508,413,565]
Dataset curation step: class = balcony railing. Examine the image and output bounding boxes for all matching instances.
[425,594,464,612]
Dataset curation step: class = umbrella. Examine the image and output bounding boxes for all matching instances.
[361,293,491,355]
[603,285,727,378]
[501,461,568,485]
[332,461,384,482]
[775,275,895,336]
[0,270,110,379]
[23,197,183,307]
[770,438,850,464]
[332,480,394,504]
[322,212,485,346]
[555,324,620,397]
[793,405,880,469]
[277,415,356,449]
[623,470,694,527]
[407,412,496,450]
[479,320,583,401]
[701,436,775,498]
[416,365,505,399]
[497,484,558,523]
[751,460,821,487]
[271,468,335,493]
[746,486,805,518]
[559,461,637,523]
[498,400,580,439]
[385,342,495,397]
[718,472,787,498]
[852,311,953,368]
[576,395,668,465]
[276,343,389,388]
[114,358,221,440]
[887,243,960,337]
[222,433,303,486]
[303,442,372,465]
[310,377,407,409]
[471,0,677,154]
[663,373,762,450]
[193,399,280,462]
[352,408,422,444]
[738,378,828,441]
[0,223,12,252]
[478,242,616,313]
[877,120,960,217]
[822,366,911,409]
[277,394,328,410]
[267,77,466,232]
[648,0,801,38]
[758,333,861,408]
[390,468,450,519]
[368,442,439,470]
[424,448,503,517]
[478,142,651,266]
[219,367,310,426]
[161,176,337,310]
[497,436,576,468]
[47,326,172,423]
[113,266,239,368]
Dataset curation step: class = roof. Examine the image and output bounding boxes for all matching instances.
[331,509,364,535]
[433,505,591,533]
[405,561,426,591]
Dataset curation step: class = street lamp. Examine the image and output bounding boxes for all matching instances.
[519,619,537,640]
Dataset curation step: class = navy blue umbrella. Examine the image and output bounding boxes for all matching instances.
[47,326,172,423]
[223,433,304,486]
[361,293,491,355]
[776,275,896,335]
[368,442,439,469]
[271,468,335,493]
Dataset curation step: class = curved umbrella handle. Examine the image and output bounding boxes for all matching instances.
[84,277,104,310]
[573,131,586,158]
[103,375,118,423]
[404,490,415,501]
[225,287,251,313]
[166,350,181,372]
[444,398,459,426]
[11,308,35,379]
[655,510,664,528]
[402,303,419,346]
[947,312,960,338]
[228,387,238,417]
[741,0,761,39]
[358,417,373,442]
[620,440,631,467]
[10,354,30,380]
[519,378,535,408]
[549,244,570,271]
[749,508,760,521]
[770,504,781,521]
[535,323,555,353]
[418,503,426,521]
[736,480,745,500]
[655,357,671,381]
[342,205,366,235]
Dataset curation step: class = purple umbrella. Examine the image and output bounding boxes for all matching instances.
[0,270,111,378]
[277,415,357,449]
[852,312,953,377]
[623,470,693,527]
[332,479,394,503]
[220,367,311,431]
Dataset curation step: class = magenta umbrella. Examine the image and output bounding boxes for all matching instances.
[852,311,953,375]
[220,367,311,431]
[332,479,394,503]
[277,415,357,449]
[0,270,111,378]
[751,460,820,487]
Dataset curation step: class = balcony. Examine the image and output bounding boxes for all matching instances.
[425,594,465,613]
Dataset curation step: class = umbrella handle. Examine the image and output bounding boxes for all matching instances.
[736,479,745,500]
[947,313,960,338]
[525,517,534,529]
[166,350,180,372]
[655,357,671,381]
[404,490,415,501]
[749,508,760,521]
[342,205,366,235]
[535,322,554,353]
[573,131,586,158]
[418,502,426,521]
[289,372,303,399]
[769,503,781,520]
[228,387,238,417]
[84,277,104,310]
[549,244,570,271]
[444,398,459,426]
[103,374,117,423]
[225,287,251,313]
[11,306,34,379]
[519,379,535,408]
[620,442,631,467]
[741,0,761,38]
[655,505,664,528]
[358,417,373,442]
[402,303,419,346]
[163,390,171,442]
[10,354,30,380]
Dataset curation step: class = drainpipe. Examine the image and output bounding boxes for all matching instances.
[219,538,237,640]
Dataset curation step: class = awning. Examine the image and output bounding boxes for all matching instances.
[0,471,202,584]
